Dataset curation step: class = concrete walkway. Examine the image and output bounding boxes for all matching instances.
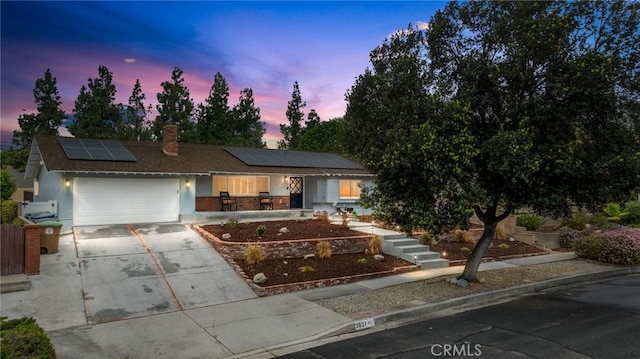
[1,220,636,359]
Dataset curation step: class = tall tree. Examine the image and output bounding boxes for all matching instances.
[120,79,151,141]
[230,88,266,147]
[69,65,122,139]
[278,81,306,149]
[297,117,348,154]
[154,67,195,142]
[9,69,66,170]
[196,72,231,144]
[305,109,321,131]
[346,1,640,282]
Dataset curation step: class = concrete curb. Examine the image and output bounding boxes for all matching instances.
[233,266,640,358]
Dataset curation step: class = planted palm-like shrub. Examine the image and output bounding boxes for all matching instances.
[316,240,332,259]
[369,235,382,255]
[517,214,545,231]
[245,245,264,265]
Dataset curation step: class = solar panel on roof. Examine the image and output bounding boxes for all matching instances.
[223,146,363,169]
[57,138,137,162]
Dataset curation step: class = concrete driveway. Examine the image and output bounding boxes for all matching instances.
[75,223,257,323]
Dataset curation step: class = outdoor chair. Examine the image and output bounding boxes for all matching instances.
[259,191,274,210]
[220,191,237,211]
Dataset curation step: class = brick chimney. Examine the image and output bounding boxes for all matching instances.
[162,125,178,156]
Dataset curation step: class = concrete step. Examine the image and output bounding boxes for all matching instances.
[401,250,439,262]
[397,244,430,254]
[1,274,31,293]
[418,258,450,269]
[385,238,420,247]
[383,233,409,240]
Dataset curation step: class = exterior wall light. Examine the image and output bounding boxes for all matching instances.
[65,178,71,188]
[185,179,191,188]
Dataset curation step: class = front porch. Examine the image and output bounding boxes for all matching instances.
[195,195,291,212]
[189,209,315,224]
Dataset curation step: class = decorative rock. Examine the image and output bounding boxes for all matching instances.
[304,253,315,259]
[508,237,516,242]
[277,232,282,236]
[279,227,289,233]
[449,277,458,284]
[456,278,469,288]
[373,254,385,261]
[253,273,267,284]
[222,233,231,240]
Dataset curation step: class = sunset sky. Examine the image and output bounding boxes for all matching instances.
[1,1,445,148]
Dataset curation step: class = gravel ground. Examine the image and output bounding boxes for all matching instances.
[314,259,621,319]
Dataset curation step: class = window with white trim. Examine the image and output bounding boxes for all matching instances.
[213,175,269,196]
[339,179,361,199]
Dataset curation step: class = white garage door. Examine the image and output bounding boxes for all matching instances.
[73,178,180,226]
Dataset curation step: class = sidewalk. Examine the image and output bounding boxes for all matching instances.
[1,225,636,359]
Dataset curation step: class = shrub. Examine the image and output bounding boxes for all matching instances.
[494,226,507,241]
[369,236,382,255]
[0,169,17,201]
[255,225,267,237]
[460,246,471,253]
[574,229,640,265]
[498,243,510,249]
[588,213,610,228]
[454,230,474,243]
[299,265,314,273]
[357,258,368,264]
[561,212,588,230]
[1,199,18,224]
[558,228,586,249]
[245,245,264,265]
[340,213,350,229]
[623,200,640,225]
[0,316,57,358]
[420,232,437,246]
[227,213,241,228]
[316,240,332,259]
[603,202,627,223]
[316,211,330,224]
[517,214,545,231]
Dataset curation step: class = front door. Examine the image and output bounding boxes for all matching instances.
[289,177,303,209]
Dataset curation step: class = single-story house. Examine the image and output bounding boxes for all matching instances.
[24,125,374,230]
[8,166,34,202]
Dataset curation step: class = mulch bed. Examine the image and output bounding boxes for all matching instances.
[432,239,548,265]
[239,253,416,287]
[201,219,365,242]
[199,219,549,291]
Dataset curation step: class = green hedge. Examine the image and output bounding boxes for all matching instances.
[1,199,18,224]
[0,317,57,358]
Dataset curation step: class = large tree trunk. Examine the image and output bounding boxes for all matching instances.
[460,204,512,282]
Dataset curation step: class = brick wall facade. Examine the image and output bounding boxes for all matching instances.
[196,196,290,211]
[23,224,41,275]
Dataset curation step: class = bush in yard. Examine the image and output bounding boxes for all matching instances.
[369,235,382,255]
[454,230,474,243]
[245,245,264,265]
[574,229,640,265]
[558,228,589,249]
[1,169,17,201]
[517,214,545,231]
[255,225,266,237]
[0,316,57,358]
[561,212,588,230]
[316,240,332,259]
[623,200,640,226]
[1,199,18,224]
[494,226,507,241]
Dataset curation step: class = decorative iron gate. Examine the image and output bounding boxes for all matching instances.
[289,177,303,209]
[1,224,25,276]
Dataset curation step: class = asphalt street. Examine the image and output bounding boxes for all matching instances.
[281,273,640,359]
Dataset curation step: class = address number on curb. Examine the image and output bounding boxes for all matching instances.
[354,318,375,331]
